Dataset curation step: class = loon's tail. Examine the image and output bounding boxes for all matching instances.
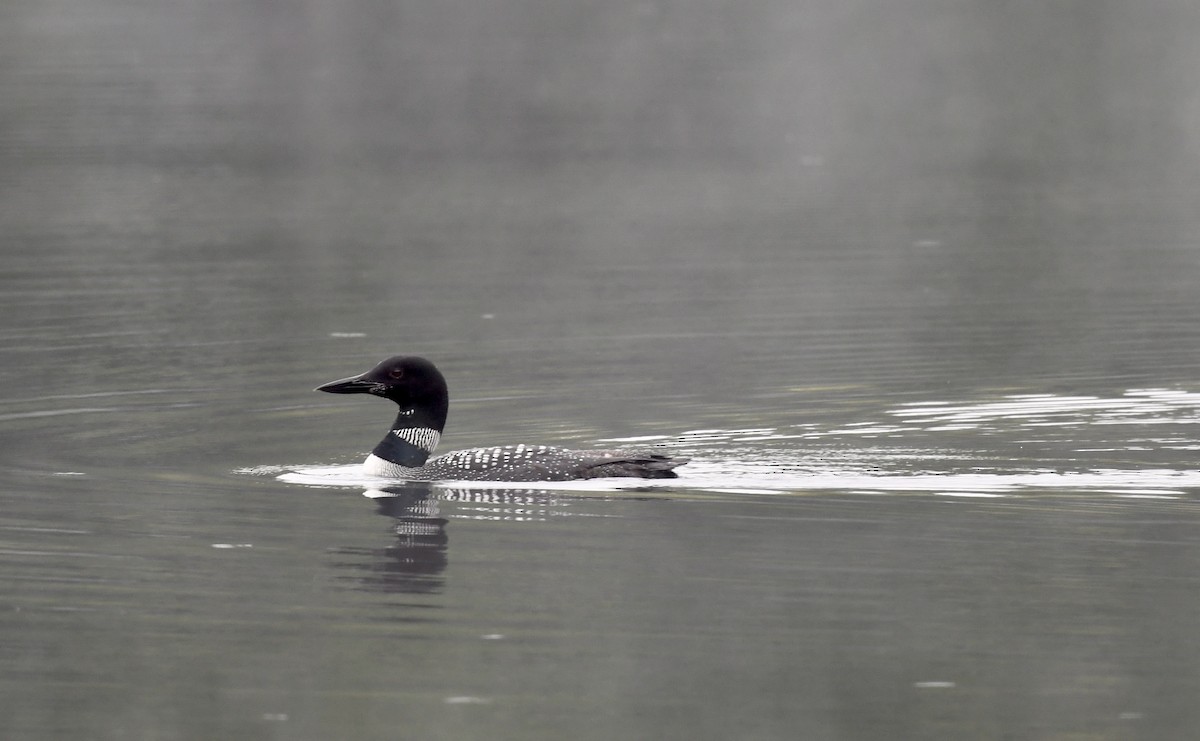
[579,452,689,479]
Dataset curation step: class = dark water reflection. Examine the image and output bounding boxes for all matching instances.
[5,0,1200,738]
[332,484,450,595]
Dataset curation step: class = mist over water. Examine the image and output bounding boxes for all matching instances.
[4,1,1200,739]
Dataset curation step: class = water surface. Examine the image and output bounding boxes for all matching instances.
[4,0,1200,739]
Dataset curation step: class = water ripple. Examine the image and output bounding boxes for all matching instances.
[261,389,1200,498]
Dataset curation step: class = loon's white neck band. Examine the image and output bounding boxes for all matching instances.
[370,425,441,469]
[391,427,441,454]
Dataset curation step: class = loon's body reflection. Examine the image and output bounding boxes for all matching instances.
[333,485,657,594]
[372,484,450,589]
[329,483,448,594]
[333,484,580,594]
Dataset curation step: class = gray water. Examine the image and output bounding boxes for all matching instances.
[5,1,1200,739]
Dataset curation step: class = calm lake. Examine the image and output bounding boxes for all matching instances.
[4,0,1200,739]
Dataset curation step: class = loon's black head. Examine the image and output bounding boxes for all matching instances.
[316,355,449,430]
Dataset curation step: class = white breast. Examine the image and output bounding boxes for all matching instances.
[363,453,423,478]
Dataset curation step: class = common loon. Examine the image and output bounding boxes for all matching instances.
[316,356,687,481]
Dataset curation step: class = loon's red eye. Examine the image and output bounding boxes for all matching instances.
[388,367,405,380]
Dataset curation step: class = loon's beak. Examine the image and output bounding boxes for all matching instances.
[315,373,376,394]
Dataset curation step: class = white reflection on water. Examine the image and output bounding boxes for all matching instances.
[888,389,1200,430]
[260,388,1200,498]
